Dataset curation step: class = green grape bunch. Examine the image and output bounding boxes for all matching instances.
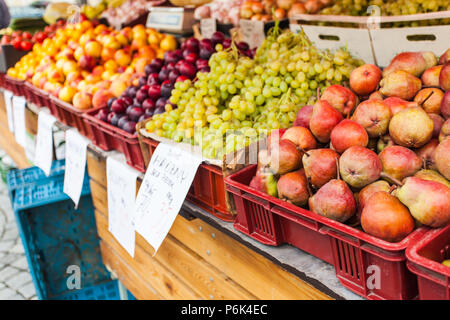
[145,26,363,161]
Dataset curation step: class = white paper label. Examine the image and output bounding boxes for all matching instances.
[12,96,26,148]
[201,18,216,39]
[63,128,90,208]
[135,143,202,255]
[34,111,57,176]
[240,19,265,49]
[4,90,14,132]
[107,156,139,257]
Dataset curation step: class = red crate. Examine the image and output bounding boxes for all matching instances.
[48,95,96,137]
[0,73,6,88]
[225,164,428,300]
[5,75,25,96]
[406,225,450,300]
[82,108,145,173]
[24,82,45,107]
[139,136,233,222]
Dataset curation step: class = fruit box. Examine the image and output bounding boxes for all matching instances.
[136,119,265,222]
[406,225,450,300]
[0,44,28,73]
[48,95,96,138]
[225,164,429,300]
[290,11,450,67]
[24,82,49,108]
[82,108,145,173]
[4,74,25,96]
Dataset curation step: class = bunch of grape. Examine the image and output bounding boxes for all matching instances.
[319,0,450,27]
[145,27,363,160]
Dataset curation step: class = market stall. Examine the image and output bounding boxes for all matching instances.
[0,0,449,302]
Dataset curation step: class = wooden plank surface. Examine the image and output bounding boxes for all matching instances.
[99,240,162,300]
[0,101,31,169]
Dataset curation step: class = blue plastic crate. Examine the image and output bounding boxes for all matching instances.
[55,280,121,300]
[6,160,66,201]
[10,167,116,300]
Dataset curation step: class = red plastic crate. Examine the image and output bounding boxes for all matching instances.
[82,108,145,173]
[0,73,6,88]
[5,75,25,96]
[406,225,450,300]
[24,82,46,108]
[48,95,95,137]
[140,136,233,222]
[225,164,429,300]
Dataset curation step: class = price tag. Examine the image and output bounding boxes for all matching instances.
[63,129,90,208]
[107,156,139,257]
[239,19,265,49]
[34,111,57,176]
[135,143,202,255]
[12,96,26,148]
[201,18,216,39]
[3,90,14,132]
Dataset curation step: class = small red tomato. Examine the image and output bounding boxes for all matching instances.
[22,32,32,40]
[12,38,21,50]
[0,35,11,45]
[11,30,22,38]
[20,40,32,51]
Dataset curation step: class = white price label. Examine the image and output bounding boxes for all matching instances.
[3,90,14,132]
[239,19,265,49]
[63,129,90,208]
[107,156,139,257]
[12,96,26,148]
[201,18,216,39]
[34,111,57,176]
[135,143,202,255]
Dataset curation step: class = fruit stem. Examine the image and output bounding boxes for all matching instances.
[420,90,434,106]
[422,157,427,170]
[316,87,321,101]
[388,184,398,194]
[298,146,310,157]
[380,172,404,186]
[306,176,313,197]
[335,156,340,180]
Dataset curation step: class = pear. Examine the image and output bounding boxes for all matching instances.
[309,99,343,143]
[330,120,369,154]
[379,146,422,181]
[281,126,317,152]
[351,100,392,138]
[382,51,437,77]
[268,140,302,175]
[414,169,450,188]
[249,166,278,197]
[377,134,396,153]
[339,146,382,188]
[415,139,439,171]
[414,88,444,114]
[429,114,444,139]
[439,119,450,142]
[277,169,310,206]
[308,174,356,223]
[357,180,391,219]
[302,148,339,189]
[320,84,358,116]
[379,70,422,100]
[396,177,450,228]
[434,138,450,180]
[361,191,415,242]
[389,107,434,148]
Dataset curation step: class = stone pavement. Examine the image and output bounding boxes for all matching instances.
[0,176,37,300]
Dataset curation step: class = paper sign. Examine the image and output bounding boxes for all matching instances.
[201,18,216,39]
[63,129,90,208]
[34,111,57,176]
[12,96,26,148]
[135,143,202,255]
[240,19,265,49]
[107,156,139,257]
[3,90,14,132]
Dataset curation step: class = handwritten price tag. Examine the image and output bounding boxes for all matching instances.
[34,111,57,176]
[239,19,265,49]
[3,90,14,132]
[135,143,202,255]
[12,96,26,148]
[201,18,216,39]
[107,156,139,257]
[63,129,90,208]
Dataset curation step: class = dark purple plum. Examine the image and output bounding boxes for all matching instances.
[168,70,180,83]
[117,115,129,129]
[122,96,133,106]
[138,76,147,87]
[136,88,148,103]
[129,107,144,122]
[144,108,154,118]
[161,82,174,98]
[148,85,161,100]
[211,32,225,46]
[158,69,170,83]
[96,108,108,122]
[142,98,155,110]
[237,41,249,51]
[110,112,123,126]
[122,121,137,134]
[223,38,231,49]
[156,97,167,110]
[153,106,165,115]
[199,47,214,60]
[185,38,199,52]
[107,97,116,109]
[138,114,146,123]
[111,99,127,113]
[196,59,209,69]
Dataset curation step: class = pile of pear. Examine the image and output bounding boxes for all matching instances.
[249,49,450,243]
